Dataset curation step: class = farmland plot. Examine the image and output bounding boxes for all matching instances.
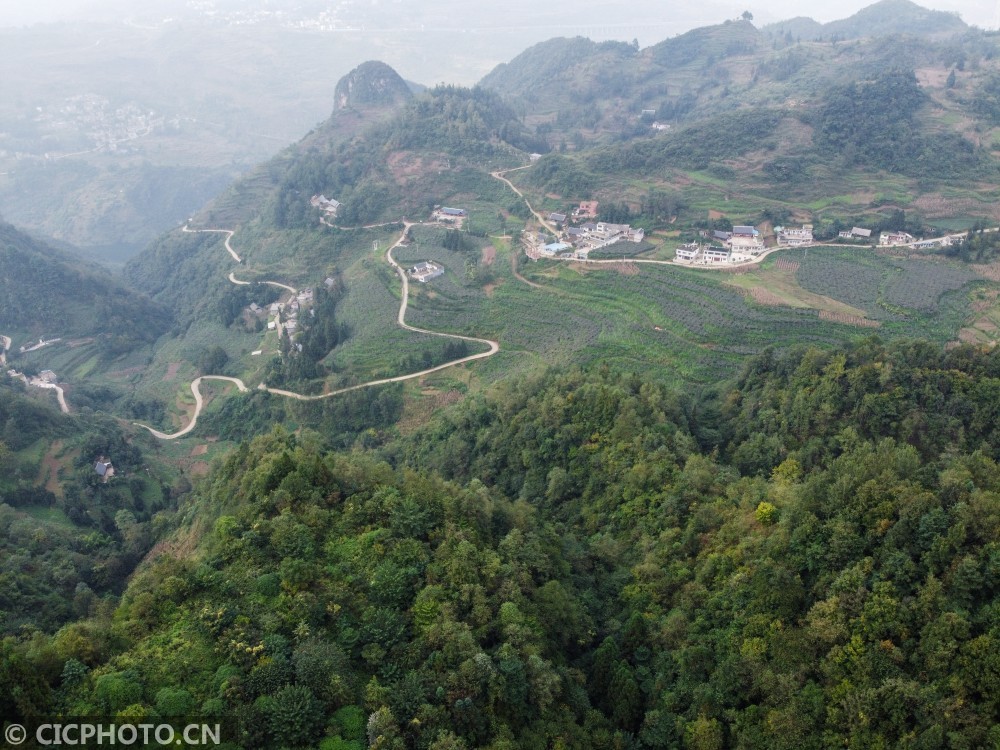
[883,259,978,312]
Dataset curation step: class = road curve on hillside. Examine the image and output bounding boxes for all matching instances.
[138,376,248,440]
[136,221,499,439]
[182,225,241,262]
[228,271,297,294]
[491,166,560,235]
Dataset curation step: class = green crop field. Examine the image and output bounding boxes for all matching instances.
[393,239,989,381]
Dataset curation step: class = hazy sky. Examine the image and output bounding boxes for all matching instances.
[1,0,998,30]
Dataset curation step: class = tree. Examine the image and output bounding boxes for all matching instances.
[197,346,229,375]
[269,685,324,747]
[742,10,753,21]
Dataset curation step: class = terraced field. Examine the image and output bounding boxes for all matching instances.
[397,234,991,380]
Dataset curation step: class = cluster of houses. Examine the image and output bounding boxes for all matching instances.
[674,220,969,264]
[249,287,315,341]
[529,221,645,259]
[310,194,341,216]
[677,225,769,264]
[527,201,645,259]
[875,231,965,249]
[877,231,962,249]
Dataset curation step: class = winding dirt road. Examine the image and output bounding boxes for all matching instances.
[136,221,500,439]
[140,376,247,440]
[1,335,71,413]
[492,166,560,235]
[182,225,241,262]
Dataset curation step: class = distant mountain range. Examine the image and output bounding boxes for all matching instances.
[765,0,967,41]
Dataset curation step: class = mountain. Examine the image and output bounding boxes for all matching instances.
[9,341,1000,746]
[0,222,171,357]
[5,7,1000,747]
[333,60,415,111]
[479,37,639,109]
[117,10,1000,445]
[765,0,968,41]
[646,17,761,66]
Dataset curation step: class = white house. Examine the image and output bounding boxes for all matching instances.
[778,224,813,247]
[410,261,445,282]
[675,243,702,262]
[879,231,915,246]
[730,235,766,255]
[704,246,731,263]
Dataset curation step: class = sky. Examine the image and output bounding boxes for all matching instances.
[0,0,998,31]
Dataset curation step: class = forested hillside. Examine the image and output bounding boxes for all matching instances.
[0,223,171,357]
[0,376,177,634]
[271,84,542,228]
[5,339,1000,748]
[765,0,967,42]
[6,9,1000,747]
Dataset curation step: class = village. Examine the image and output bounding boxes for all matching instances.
[671,224,969,265]
[521,201,647,261]
[511,196,971,267]
[247,285,318,353]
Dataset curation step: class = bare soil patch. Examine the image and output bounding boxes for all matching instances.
[481,245,496,265]
[708,209,725,220]
[163,362,182,382]
[912,193,997,219]
[190,444,209,457]
[819,310,881,328]
[971,290,999,312]
[37,440,65,498]
[748,287,787,306]
[386,151,446,183]
[959,328,983,344]
[916,67,948,87]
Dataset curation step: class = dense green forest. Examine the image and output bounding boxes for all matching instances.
[0,378,175,634]
[0,223,171,356]
[4,339,1000,747]
[11,9,1000,748]
[813,70,986,178]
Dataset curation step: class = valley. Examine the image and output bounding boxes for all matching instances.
[5,3,1000,747]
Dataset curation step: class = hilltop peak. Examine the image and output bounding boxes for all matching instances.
[333,60,413,111]
[766,0,966,40]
